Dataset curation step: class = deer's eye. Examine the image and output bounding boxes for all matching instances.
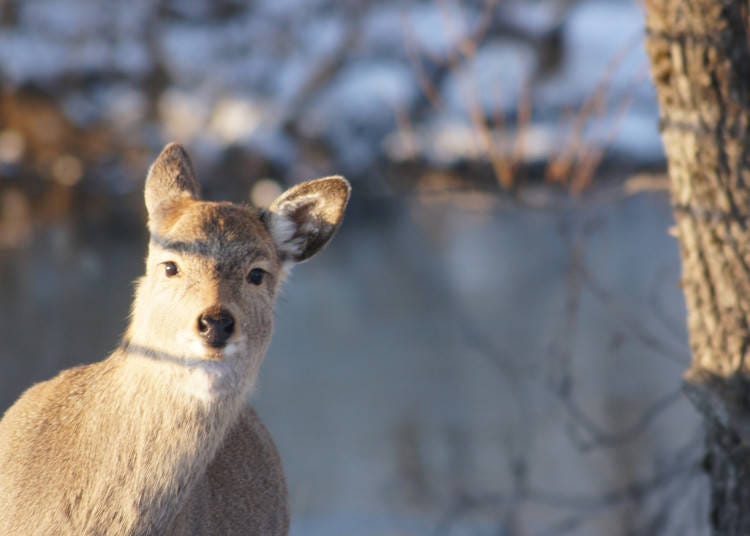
[247,268,266,285]
[163,261,179,277]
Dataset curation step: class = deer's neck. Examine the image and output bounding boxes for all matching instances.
[81,348,250,534]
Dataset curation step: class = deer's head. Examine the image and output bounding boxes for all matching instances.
[125,143,349,394]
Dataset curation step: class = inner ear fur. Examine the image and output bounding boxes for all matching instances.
[144,143,201,232]
[265,176,350,262]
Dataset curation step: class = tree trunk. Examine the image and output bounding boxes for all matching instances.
[643,0,750,532]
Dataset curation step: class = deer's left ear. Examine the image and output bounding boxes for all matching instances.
[264,176,350,262]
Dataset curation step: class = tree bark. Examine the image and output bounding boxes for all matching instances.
[644,0,750,532]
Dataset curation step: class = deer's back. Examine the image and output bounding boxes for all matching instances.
[167,406,289,536]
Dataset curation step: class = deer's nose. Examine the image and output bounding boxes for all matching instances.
[197,307,235,348]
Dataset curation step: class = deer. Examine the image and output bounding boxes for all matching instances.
[0,143,350,535]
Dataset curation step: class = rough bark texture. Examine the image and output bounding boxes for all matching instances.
[644,0,750,532]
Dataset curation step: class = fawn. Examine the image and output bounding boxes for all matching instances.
[0,143,350,535]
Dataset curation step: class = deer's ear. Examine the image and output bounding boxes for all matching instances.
[144,143,201,231]
[264,176,350,262]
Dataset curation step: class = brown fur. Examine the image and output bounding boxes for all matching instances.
[0,143,350,535]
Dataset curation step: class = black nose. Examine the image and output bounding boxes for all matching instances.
[197,307,235,348]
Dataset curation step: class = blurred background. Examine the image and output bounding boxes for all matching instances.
[0,0,707,534]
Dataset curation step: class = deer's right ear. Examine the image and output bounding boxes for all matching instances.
[144,143,201,232]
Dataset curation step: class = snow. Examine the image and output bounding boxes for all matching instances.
[441,39,536,116]
[21,0,106,39]
[302,60,420,171]
[113,40,152,78]
[402,3,480,58]
[0,33,68,84]
[311,61,418,126]
[0,0,665,182]
[605,109,664,162]
[498,0,567,37]
[159,23,227,84]
[535,0,650,109]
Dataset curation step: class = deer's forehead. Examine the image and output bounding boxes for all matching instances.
[150,202,276,264]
